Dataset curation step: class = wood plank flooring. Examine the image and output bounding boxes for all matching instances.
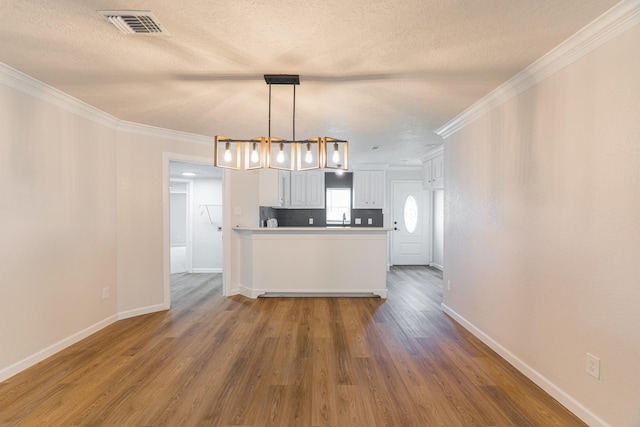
[0,267,586,426]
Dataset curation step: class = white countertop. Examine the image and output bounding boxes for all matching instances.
[234,226,392,232]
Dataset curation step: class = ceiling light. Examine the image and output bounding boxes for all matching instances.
[214,75,348,172]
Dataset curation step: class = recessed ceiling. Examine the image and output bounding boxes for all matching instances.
[0,0,620,166]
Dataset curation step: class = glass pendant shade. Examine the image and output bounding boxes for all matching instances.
[267,137,295,170]
[214,136,242,170]
[296,137,323,170]
[243,137,266,170]
[323,137,349,170]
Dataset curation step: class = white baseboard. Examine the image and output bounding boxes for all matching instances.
[191,267,222,273]
[239,284,259,298]
[429,263,444,271]
[118,303,169,320]
[0,314,118,383]
[440,303,611,427]
[1,302,171,383]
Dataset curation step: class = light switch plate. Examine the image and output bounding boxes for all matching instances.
[355,218,361,224]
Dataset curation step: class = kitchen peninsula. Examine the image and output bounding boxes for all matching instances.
[234,226,391,298]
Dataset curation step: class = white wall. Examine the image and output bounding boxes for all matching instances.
[227,169,261,294]
[442,23,640,427]
[0,63,214,380]
[115,130,212,316]
[0,79,117,378]
[170,192,188,246]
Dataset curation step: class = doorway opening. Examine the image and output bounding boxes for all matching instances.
[166,159,224,307]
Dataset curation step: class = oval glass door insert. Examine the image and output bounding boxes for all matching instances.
[404,195,418,233]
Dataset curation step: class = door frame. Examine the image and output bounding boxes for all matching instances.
[169,178,193,273]
[390,179,430,265]
[430,189,444,271]
[162,152,229,309]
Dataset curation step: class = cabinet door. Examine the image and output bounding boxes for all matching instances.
[353,170,385,209]
[289,172,306,207]
[279,171,291,207]
[306,171,325,208]
[369,170,385,207]
[423,160,433,189]
[259,169,291,207]
[353,171,371,208]
[431,155,444,188]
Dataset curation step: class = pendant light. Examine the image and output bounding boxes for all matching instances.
[214,74,348,172]
[323,137,348,171]
[214,136,242,170]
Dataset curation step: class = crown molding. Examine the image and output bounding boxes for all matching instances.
[117,121,212,146]
[0,62,119,129]
[419,145,444,163]
[435,0,640,139]
[0,61,212,146]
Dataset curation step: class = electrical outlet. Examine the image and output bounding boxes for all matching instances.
[355,218,361,225]
[233,207,242,215]
[586,353,600,379]
[447,280,452,290]
[309,218,313,225]
[368,218,372,225]
[102,287,110,300]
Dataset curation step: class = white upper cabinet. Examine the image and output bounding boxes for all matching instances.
[289,170,325,209]
[259,169,290,207]
[353,169,385,208]
[423,153,443,189]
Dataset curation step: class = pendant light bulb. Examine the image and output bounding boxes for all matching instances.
[332,143,340,163]
[223,142,232,162]
[250,143,259,163]
[277,143,285,164]
[305,143,313,164]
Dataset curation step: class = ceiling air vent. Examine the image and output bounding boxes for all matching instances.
[98,10,169,35]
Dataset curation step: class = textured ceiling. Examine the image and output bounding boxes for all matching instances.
[0,0,619,165]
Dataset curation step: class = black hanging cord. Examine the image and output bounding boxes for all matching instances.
[268,84,272,139]
[293,84,296,142]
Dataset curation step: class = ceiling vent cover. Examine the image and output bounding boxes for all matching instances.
[98,10,168,35]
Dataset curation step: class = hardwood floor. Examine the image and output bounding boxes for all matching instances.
[0,267,585,426]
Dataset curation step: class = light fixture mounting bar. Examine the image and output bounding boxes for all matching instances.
[264,74,300,85]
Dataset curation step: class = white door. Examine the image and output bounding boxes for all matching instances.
[432,189,444,269]
[391,181,428,265]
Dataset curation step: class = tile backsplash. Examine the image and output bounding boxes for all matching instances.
[259,206,383,227]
